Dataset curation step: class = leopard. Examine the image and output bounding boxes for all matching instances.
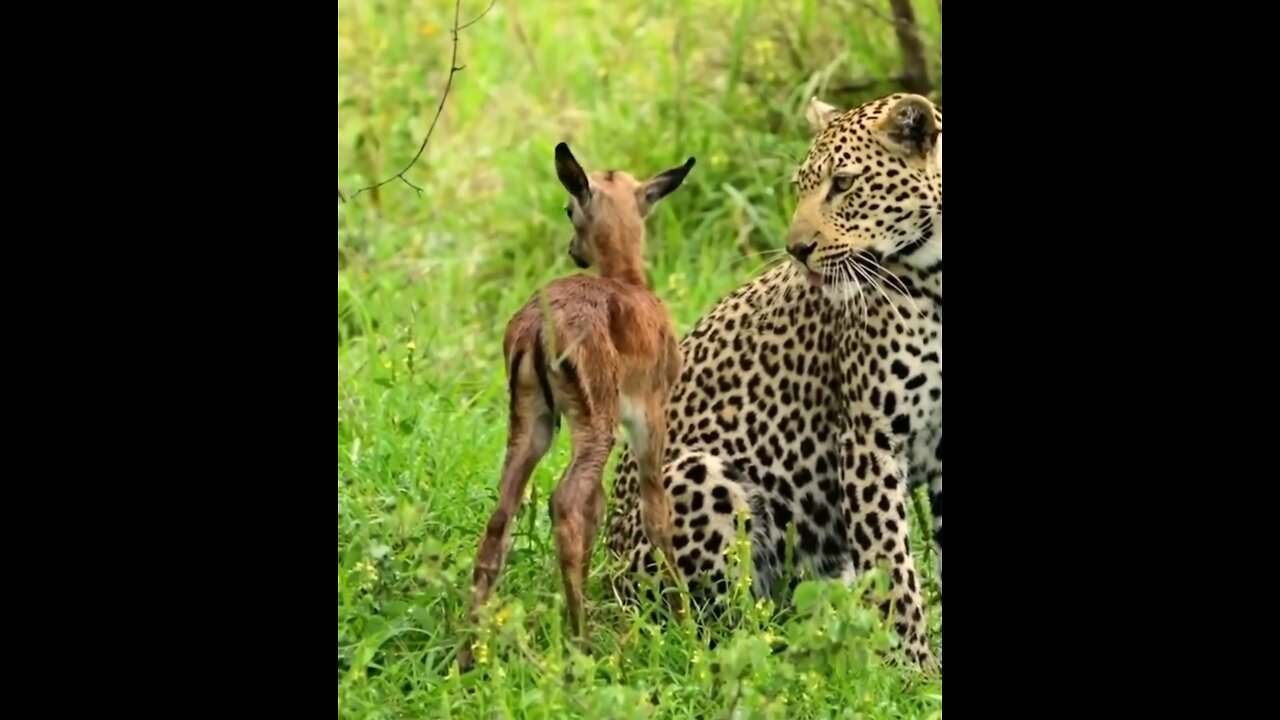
[604,92,943,669]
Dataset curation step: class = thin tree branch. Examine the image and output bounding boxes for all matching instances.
[458,0,497,31]
[886,0,931,96]
[344,0,496,202]
[852,0,926,36]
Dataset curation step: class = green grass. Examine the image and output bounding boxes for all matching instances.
[338,1,942,717]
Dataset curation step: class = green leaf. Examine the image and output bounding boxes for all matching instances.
[792,580,825,615]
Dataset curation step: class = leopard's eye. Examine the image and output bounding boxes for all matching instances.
[830,174,855,194]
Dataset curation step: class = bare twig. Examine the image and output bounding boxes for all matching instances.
[458,0,497,31]
[338,187,346,203]
[344,0,497,202]
[852,0,927,36]
[886,0,931,96]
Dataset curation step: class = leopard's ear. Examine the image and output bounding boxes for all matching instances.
[805,97,841,134]
[875,94,940,158]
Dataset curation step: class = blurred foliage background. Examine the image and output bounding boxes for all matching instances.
[338,1,941,717]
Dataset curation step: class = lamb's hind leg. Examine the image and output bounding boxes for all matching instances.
[458,368,555,672]
[550,423,614,642]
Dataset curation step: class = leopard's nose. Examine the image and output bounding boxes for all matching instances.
[787,241,817,263]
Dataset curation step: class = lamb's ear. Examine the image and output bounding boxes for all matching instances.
[638,156,696,215]
[875,94,940,158]
[805,97,841,134]
[555,142,590,205]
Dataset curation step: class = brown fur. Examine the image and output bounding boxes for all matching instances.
[458,143,695,672]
